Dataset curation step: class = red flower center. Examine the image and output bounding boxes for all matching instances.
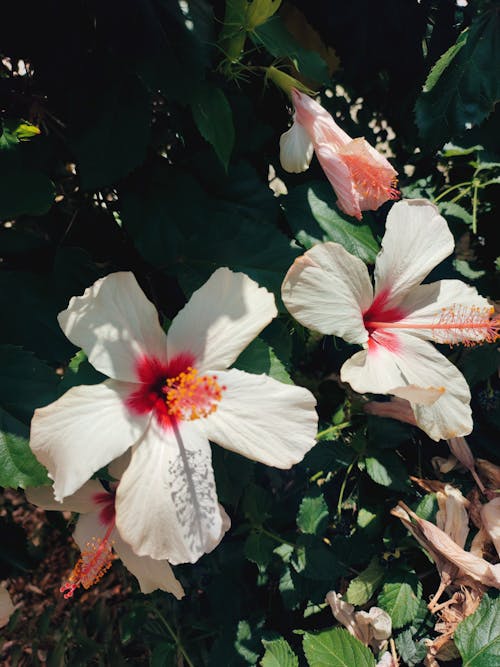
[126,354,226,428]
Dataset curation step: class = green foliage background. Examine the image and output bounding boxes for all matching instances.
[1,0,499,665]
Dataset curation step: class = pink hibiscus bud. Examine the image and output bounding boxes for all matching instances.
[280,88,399,219]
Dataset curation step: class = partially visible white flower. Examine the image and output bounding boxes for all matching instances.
[31,268,318,564]
[282,199,499,441]
[27,482,184,599]
[0,584,15,628]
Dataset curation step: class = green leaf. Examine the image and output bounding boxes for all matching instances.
[395,629,428,667]
[235,338,292,384]
[414,493,438,522]
[0,346,60,423]
[245,533,276,569]
[439,201,474,228]
[345,557,384,606]
[377,571,422,629]
[302,627,376,667]
[71,74,151,190]
[0,157,54,218]
[0,346,58,488]
[297,492,329,535]
[455,593,500,666]
[191,84,235,171]
[364,451,408,491]
[261,636,298,667]
[415,10,500,147]
[0,409,49,488]
[285,182,379,263]
[253,16,329,84]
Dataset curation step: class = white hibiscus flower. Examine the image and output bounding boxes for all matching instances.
[27,481,184,598]
[30,268,318,564]
[282,199,498,441]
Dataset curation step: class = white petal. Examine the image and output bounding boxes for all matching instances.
[30,381,149,501]
[58,272,168,382]
[202,369,317,468]
[26,480,104,513]
[279,119,314,173]
[113,531,184,598]
[73,511,108,553]
[395,279,492,344]
[341,346,406,395]
[374,200,454,309]
[115,420,228,564]
[281,242,372,344]
[167,268,277,371]
[341,332,472,440]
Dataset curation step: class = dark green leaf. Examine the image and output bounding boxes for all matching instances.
[191,84,235,171]
[235,338,292,384]
[245,533,276,568]
[284,182,379,263]
[365,451,408,491]
[0,409,49,488]
[0,346,60,423]
[71,74,151,190]
[415,10,500,147]
[345,557,384,606]
[253,16,329,84]
[395,629,428,667]
[261,636,299,667]
[296,492,329,535]
[455,593,500,666]
[302,627,376,667]
[377,570,422,629]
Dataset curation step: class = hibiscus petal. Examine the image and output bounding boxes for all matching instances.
[26,480,103,513]
[202,369,317,468]
[167,267,277,371]
[291,89,351,148]
[281,242,372,343]
[335,137,398,213]
[30,381,149,501]
[395,279,492,345]
[115,420,228,564]
[58,272,168,382]
[374,200,454,309]
[279,118,314,173]
[341,332,472,440]
[113,531,185,598]
[315,145,362,219]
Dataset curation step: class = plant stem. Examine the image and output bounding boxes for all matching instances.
[260,527,297,548]
[337,459,357,517]
[317,421,350,440]
[151,607,195,667]
[472,182,479,234]
[433,181,472,203]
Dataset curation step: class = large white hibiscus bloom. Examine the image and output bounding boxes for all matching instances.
[27,481,184,598]
[30,268,318,563]
[282,199,498,441]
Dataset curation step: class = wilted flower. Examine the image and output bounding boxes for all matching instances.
[279,88,398,219]
[391,501,500,596]
[0,584,15,628]
[447,436,485,492]
[26,481,184,599]
[326,591,392,653]
[30,269,318,564]
[282,199,499,440]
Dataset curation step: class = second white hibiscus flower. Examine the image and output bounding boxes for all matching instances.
[281,199,499,441]
[30,268,318,565]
